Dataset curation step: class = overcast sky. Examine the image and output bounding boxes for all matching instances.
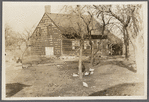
[3,2,65,34]
[3,2,145,38]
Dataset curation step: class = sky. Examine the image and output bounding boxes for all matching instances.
[3,2,146,38]
[3,2,64,34]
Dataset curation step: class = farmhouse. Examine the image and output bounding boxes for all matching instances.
[30,5,122,57]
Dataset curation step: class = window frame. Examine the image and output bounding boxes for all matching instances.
[72,40,80,50]
[84,40,91,49]
[35,27,41,36]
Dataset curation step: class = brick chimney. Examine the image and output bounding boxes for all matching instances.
[45,5,51,13]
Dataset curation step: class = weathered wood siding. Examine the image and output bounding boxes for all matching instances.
[31,13,109,56]
[62,39,79,56]
[62,39,92,56]
[31,37,45,55]
[31,13,62,56]
[62,39,109,56]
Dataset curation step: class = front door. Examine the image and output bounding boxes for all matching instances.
[45,47,54,56]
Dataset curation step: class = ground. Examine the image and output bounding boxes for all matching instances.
[5,55,144,97]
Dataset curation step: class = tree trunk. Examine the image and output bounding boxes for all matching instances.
[126,28,130,59]
[123,27,129,59]
[125,40,128,59]
[126,27,144,75]
[133,40,144,75]
[135,47,144,75]
[127,40,129,58]
[21,46,28,67]
[91,42,94,66]
[93,41,101,58]
[78,39,83,79]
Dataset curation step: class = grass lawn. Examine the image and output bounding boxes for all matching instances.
[5,56,144,97]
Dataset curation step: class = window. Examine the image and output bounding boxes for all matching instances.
[72,41,75,49]
[84,41,90,49]
[84,41,87,49]
[47,25,53,37]
[96,40,100,49]
[72,46,75,50]
[35,27,41,36]
[91,40,96,45]
[72,41,75,45]
[72,40,80,49]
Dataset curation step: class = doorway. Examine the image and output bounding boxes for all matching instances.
[45,47,54,56]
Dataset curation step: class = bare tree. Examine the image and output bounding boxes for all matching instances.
[94,4,145,74]
[126,5,144,74]
[18,24,36,67]
[5,24,19,49]
[62,5,99,79]
[93,5,115,57]
[94,5,132,59]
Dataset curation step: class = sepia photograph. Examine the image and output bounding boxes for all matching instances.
[2,1,147,100]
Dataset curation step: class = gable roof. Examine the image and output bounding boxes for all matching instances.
[45,12,99,35]
[31,12,122,45]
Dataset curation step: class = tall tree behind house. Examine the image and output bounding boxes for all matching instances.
[94,4,145,74]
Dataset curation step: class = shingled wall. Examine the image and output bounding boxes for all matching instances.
[62,39,109,56]
[31,13,62,56]
[30,13,109,57]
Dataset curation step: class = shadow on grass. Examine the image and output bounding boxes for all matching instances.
[62,57,136,73]
[95,60,137,73]
[89,83,144,96]
[22,56,56,65]
[113,61,136,72]
[6,83,31,97]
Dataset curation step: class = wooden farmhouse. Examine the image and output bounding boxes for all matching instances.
[30,5,122,57]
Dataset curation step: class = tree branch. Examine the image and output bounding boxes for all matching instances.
[109,8,125,24]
